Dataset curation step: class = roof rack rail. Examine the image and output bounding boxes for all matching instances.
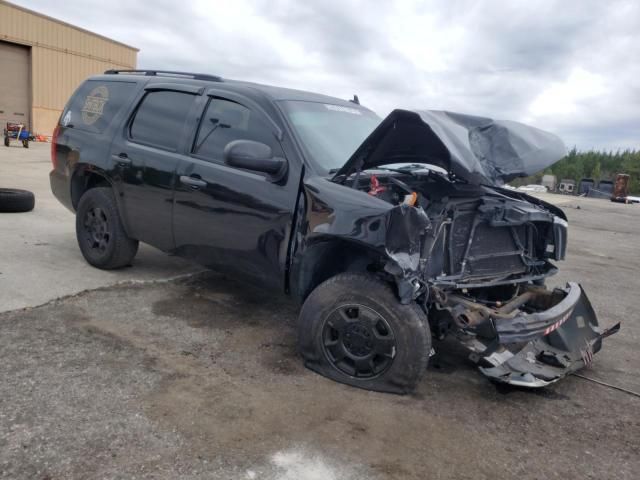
[104,69,222,82]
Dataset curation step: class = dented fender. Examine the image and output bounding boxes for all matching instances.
[289,177,431,302]
[381,204,431,303]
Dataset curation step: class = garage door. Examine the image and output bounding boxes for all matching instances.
[0,41,30,130]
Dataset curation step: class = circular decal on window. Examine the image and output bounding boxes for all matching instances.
[81,86,109,125]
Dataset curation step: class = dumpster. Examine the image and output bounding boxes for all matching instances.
[578,178,595,195]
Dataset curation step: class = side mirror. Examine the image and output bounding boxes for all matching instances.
[223,140,285,177]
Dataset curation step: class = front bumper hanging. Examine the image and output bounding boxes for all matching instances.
[443,283,620,387]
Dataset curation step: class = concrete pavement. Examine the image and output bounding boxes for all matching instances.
[0,143,202,312]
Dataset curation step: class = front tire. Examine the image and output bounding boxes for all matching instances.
[76,187,138,269]
[298,273,431,394]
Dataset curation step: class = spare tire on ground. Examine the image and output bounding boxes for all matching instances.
[0,188,35,212]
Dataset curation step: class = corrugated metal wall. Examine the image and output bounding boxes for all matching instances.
[0,0,137,135]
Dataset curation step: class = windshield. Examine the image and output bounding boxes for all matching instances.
[281,100,381,172]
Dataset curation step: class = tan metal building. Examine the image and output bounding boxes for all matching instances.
[0,0,137,136]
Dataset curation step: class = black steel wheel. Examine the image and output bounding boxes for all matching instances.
[82,206,111,254]
[76,187,138,269]
[298,273,431,394]
[322,304,396,379]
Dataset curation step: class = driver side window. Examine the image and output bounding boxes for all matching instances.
[192,97,282,162]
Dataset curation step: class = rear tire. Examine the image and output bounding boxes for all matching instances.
[298,273,431,394]
[0,188,35,212]
[76,187,138,269]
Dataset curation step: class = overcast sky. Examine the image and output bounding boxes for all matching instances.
[20,0,640,150]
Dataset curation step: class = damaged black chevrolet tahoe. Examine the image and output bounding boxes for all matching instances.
[50,70,619,394]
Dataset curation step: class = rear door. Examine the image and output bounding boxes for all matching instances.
[172,91,301,289]
[110,83,202,251]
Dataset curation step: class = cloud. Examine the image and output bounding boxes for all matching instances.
[528,67,607,117]
[18,0,640,150]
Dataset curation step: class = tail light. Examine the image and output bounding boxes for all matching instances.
[51,124,61,169]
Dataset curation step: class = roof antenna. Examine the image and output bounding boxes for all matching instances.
[350,94,360,105]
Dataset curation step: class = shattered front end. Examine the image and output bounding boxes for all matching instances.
[322,107,620,388]
[418,193,621,387]
[435,282,620,387]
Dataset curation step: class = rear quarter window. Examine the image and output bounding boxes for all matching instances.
[61,80,136,134]
[128,91,196,151]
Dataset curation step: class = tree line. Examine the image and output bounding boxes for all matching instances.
[512,147,640,194]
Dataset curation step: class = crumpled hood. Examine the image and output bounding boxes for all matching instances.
[332,109,567,185]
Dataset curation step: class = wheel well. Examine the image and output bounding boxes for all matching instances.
[291,239,383,302]
[71,170,111,209]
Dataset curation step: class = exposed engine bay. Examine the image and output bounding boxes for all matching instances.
[342,167,620,387]
[349,167,564,286]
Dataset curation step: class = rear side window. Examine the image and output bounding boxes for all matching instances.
[192,97,282,161]
[62,80,136,134]
[129,91,195,151]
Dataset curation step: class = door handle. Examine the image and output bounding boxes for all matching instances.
[112,152,131,165]
[180,175,207,189]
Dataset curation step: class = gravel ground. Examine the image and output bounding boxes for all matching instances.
[1,193,639,479]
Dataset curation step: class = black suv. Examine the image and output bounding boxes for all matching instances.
[50,70,617,394]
